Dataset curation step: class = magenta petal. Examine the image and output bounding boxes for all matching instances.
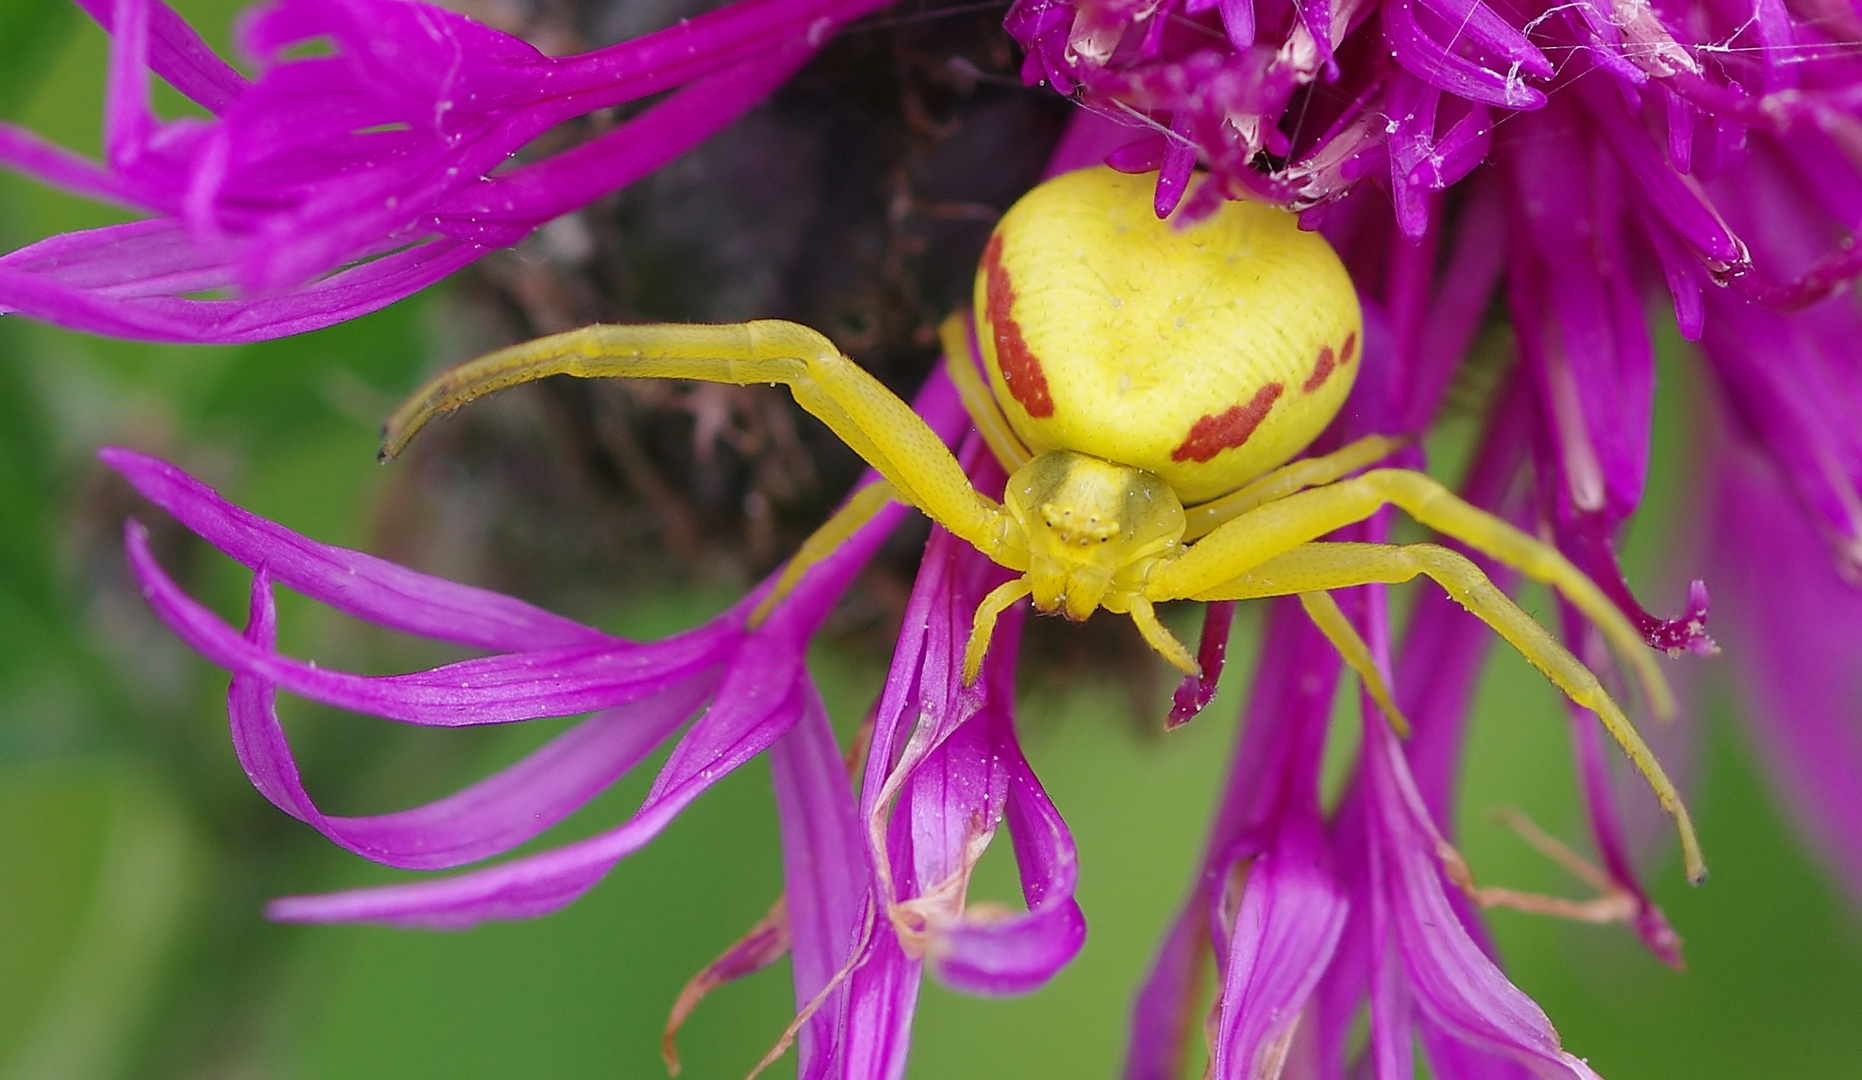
[769,685,867,1078]
[120,368,971,942]
[268,660,815,928]
[841,930,923,1080]
[1711,453,1862,902]
[838,524,976,1075]
[1,233,485,343]
[4,220,244,299]
[8,0,900,343]
[1385,72,1442,237]
[1405,103,1494,196]
[439,46,813,240]
[1504,97,1654,526]
[1366,720,1602,1079]
[1208,810,1349,1080]
[1417,1016,1541,1080]
[930,707,1086,996]
[71,0,248,112]
[1574,77,1743,267]
[128,522,732,726]
[1413,0,1551,77]
[1130,600,1341,1080]
[104,446,611,650]
[1382,0,1546,109]
[1700,285,1862,570]
[231,570,715,869]
[0,124,146,207]
[1168,600,1237,728]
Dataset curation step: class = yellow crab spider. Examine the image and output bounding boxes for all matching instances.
[381,166,1703,883]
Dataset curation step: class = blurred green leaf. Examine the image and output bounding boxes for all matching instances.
[0,763,196,1080]
[0,0,77,117]
[0,326,58,625]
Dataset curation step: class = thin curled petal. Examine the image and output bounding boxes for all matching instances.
[1381,0,1545,109]
[839,927,923,1080]
[1565,687,1686,965]
[104,446,610,650]
[0,124,147,207]
[929,705,1086,996]
[128,522,732,725]
[266,487,923,926]
[230,569,716,869]
[2,233,486,343]
[268,672,816,927]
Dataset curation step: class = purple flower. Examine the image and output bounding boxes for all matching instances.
[838,469,1087,1073]
[1,0,882,342]
[112,443,873,924]
[1009,0,1862,954]
[1111,325,1687,1078]
[107,351,1102,1074]
[104,368,988,1074]
[1007,0,1860,639]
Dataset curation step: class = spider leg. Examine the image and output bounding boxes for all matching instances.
[938,313,1032,475]
[1152,467,1671,720]
[1192,540,1705,884]
[383,320,1018,563]
[1297,591,1410,737]
[964,579,1033,683]
[750,480,898,626]
[1183,435,1406,540]
[1127,596,1199,676]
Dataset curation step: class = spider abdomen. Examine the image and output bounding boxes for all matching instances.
[975,167,1363,505]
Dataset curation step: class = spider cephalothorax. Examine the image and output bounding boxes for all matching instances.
[381,165,1703,883]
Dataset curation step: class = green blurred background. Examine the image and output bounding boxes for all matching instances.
[2,0,1860,1075]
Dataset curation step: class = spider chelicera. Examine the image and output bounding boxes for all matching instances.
[381,166,1702,883]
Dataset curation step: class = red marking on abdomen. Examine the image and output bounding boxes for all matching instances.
[1301,346,1337,394]
[1170,383,1284,463]
[982,233,1053,418]
[1341,331,1358,365]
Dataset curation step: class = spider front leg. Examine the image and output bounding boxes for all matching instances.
[1180,539,1705,884]
[1182,435,1406,540]
[938,313,1031,475]
[750,479,898,626]
[1152,467,1672,718]
[1297,591,1410,737]
[383,320,1022,567]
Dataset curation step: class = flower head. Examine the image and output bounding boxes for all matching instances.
[102,361,969,1061]
[1006,0,1862,953]
[106,336,1106,1073]
[2,0,880,342]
